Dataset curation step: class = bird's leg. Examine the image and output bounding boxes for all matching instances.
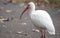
[40,30,46,38]
[39,29,44,38]
[43,30,46,38]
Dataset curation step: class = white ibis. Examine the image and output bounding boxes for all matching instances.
[20,2,55,38]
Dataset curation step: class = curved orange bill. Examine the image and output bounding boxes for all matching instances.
[20,5,29,19]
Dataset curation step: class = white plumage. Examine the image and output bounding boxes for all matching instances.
[30,10,55,35]
[20,2,55,38]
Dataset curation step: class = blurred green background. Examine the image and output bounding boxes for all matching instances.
[15,0,60,3]
[49,0,60,3]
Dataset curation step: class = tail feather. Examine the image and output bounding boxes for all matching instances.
[48,31,55,35]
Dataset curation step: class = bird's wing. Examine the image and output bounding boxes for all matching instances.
[31,10,55,35]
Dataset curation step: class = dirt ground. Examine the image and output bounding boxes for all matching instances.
[0,1,60,38]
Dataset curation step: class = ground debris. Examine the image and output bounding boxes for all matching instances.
[16,31,23,34]
[0,16,17,23]
[15,31,29,36]
[21,22,27,25]
[0,17,9,23]
[32,29,40,33]
[6,10,12,13]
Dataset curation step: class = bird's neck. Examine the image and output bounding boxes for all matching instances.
[28,8,35,18]
[29,8,35,14]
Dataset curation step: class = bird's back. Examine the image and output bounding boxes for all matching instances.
[30,10,55,35]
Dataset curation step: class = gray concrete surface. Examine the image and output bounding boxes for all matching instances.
[0,1,60,38]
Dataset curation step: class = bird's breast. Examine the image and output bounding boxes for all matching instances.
[30,13,46,29]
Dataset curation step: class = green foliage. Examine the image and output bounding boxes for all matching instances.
[16,0,25,3]
[16,0,20,2]
[15,0,60,3]
[49,0,60,3]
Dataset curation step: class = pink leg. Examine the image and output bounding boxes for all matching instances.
[40,30,43,38]
[44,30,46,38]
[40,30,46,38]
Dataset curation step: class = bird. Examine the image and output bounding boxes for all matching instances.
[20,2,55,38]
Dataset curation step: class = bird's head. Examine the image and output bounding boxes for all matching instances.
[28,2,35,9]
[20,2,35,19]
